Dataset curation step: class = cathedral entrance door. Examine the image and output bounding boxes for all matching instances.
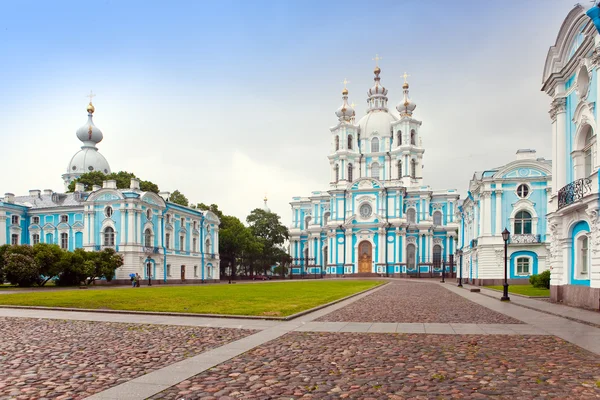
[358,241,372,273]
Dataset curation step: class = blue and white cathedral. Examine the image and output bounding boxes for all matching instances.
[290,66,460,276]
[0,101,220,284]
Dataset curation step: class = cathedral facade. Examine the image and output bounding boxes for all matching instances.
[0,101,220,284]
[290,66,460,277]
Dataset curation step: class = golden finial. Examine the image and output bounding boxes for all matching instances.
[402,72,410,89]
[341,78,350,95]
[86,90,96,114]
[372,54,382,67]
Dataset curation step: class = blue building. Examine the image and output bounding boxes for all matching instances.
[290,66,460,277]
[458,150,552,285]
[542,5,600,309]
[0,101,220,284]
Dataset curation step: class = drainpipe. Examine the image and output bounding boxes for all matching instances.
[384,187,389,277]
[161,209,167,283]
[200,213,205,283]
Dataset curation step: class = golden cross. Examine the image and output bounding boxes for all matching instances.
[372,54,382,67]
[341,78,350,88]
[86,90,96,103]
[402,72,410,83]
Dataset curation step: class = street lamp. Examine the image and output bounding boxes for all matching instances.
[146,257,152,286]
[440,258,446,283]
[457,249,463,287]
[501,228,511,301]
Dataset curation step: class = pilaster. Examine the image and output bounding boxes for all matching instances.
[550,96,567,192]
[494,190,502,237]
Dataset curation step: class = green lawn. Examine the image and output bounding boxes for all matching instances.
[0,280,383,317]
[485,285,550,297]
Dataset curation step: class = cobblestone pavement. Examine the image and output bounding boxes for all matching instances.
[0,317,255,400]
[316,281,523,324]
[149,331,600,400]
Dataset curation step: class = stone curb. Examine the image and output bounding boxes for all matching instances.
[0,282,388,322]
[483,287,549,299]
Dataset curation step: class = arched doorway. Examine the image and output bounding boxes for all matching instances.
[433,245,442,271]
[407,243,416,272]
[358,241,372,273]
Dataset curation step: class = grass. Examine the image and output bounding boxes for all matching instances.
[485,284,549,297]
[0,282,57,290]
[0,280,383,316]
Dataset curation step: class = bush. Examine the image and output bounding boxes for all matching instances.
[529,270,550,289]
[4,252,40,287]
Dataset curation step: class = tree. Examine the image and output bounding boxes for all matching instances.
[170,190,189,207]
[84,248,124,285]
[0,244,10,283]
[33,243,65,286]
[3,246,39,287]
[246,209,290,275]
[56,248,92,286]
[67,171,160,193]
[196,203,224,222]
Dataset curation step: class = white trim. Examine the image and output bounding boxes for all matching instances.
[574,231,590,277]
[514,255,532,276]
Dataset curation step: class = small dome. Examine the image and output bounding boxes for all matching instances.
[67,148,111,175]
[262,196,271,212]
[335,89,355,121]
[86,102,95,114]
[76,113,103,147]
[397,82,417,117]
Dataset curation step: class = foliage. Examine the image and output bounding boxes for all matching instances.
[33,243,65,286]
[529,270,551,289]
[67,171,159,193]
[196,203,224,222]
[246,208,290,276]
[0,280,384,316]
[83,248,124,285]
[55,248,93,286]
[3,245,39,287]
[0,244,10,283]
[169,190,189,207]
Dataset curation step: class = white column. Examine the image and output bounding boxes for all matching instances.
[157,215,163,248]
[0,214,6,245]
[128,207,135,243]
[474,202,480,238]
[83,211,89,245]
[345,229,352,270]
[482,192,492,236]
[495,190,502,236]
[136,211,141,244]
[120,207,126,245]
[553,97,567,191]
[378,227,385,265]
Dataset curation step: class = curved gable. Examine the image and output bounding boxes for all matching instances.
[87,189,124,202]
[495,159,551,180]
[349,178,382,191]
[141,192,166,208]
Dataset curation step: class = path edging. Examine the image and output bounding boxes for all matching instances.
[0,282,388,321]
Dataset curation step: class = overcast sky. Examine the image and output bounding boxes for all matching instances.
[0,0,582,225]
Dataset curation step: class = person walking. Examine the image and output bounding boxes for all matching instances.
[130,273,135,288]
[135,273,141,287]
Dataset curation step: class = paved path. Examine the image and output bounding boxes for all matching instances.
[1,280,600,399]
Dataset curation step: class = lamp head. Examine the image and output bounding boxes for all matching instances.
[502,228,510,242]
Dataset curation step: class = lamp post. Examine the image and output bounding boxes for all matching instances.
[146,257,152,286]
[457,249,463,287]
[501,228,510,301]
[440,258,446,283]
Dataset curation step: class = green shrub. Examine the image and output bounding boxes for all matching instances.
[4,251,40,287]
[529,270,550,289]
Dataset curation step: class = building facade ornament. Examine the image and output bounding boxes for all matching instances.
[549,97,567,121]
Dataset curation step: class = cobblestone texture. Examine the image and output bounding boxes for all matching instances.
[316,281,523,324]
[0,317,255,400]
[149,331,600,399]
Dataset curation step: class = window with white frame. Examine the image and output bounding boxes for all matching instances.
[410,129,416,145]
[335,135,339,151]
[397,160,402,178]
[194,265,198,277]
[205,239,211,255]
[165,233,171,248]
[146,209,152,220]
[32,216,40,225]
[371,137,379,153]
[371,162,380,180]
[514,211,532,234]
[193,237,197,252]
[181,217,185,226]
[60,233,69,249]
[433,211,442,226]
[516,184,529,198]
[407,208,416,224]
[348,135,353,150]
[516,257,530,275]
[32,234,40,245]
[11,215,19,225]
[411,159,416,178]
[577,234,590,275]
[397,130,402,145]
[167,264,172,277]
[180,235,185,251]
[347,163,353,182]
[144,228,152,247]
[104,227,115,246]
[584,129,594,177]
[11,234,18,245]
[60,215,69,223]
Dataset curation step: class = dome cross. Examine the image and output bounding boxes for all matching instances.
[372,54,382,67]
[403,72,410,84]
[86,90,96,104]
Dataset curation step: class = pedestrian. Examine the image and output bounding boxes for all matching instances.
[135,273,141,287]
[130,273,135,288]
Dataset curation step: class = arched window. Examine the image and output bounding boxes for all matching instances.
[397,160,402,178]
[146,209,152,220]
[32,234,40,245]
[433,245,442,269]
[411,159,417,178]
[348,163,353,182]
[406,244,416,271]
[407,208,416,224]
[60,233,69,249]
[323,212,330,226]
[348,135,353,150]
[104,227,115,246]
[410,129,416,145]
[371,137,379,153]
[584,129,594,177]
[397,131,402,146]
[105,206,113,218]
[205,239,211,255]
[144,228,152,247]
[433,211,442,226]
[371,162,380,180]
[514,211,532,234]
[335,165,339,182]
[335,136,339,151]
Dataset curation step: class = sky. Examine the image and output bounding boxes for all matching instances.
[0,0,584,225]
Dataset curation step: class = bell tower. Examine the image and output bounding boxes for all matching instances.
[328,81,359,188]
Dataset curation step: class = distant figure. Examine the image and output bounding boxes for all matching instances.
[135,273,141,287]
[130,273,135,288]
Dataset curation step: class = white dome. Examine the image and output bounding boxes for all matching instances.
[397,83,417,117]
[358,110,397,138]
[335,90,355,121]
[76,114,104,147]
[67,148,111,175]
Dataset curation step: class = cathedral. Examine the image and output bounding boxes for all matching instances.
[0,100,220,284]
[289,65,460,277]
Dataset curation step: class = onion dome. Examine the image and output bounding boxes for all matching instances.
[262,196,271,212]
[76,102,104,148]
[335,88,355,122]
[397,80,417,118]
[366,66,389,112]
